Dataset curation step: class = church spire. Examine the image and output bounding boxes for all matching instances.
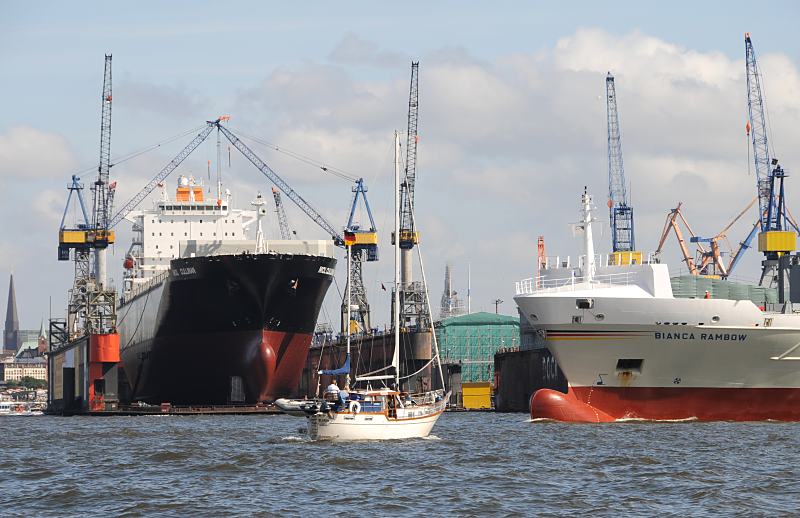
[4,274,20,352]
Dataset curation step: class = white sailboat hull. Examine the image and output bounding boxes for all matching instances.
[308,398,447,441]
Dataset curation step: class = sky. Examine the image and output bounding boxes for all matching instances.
[2,1,800,330]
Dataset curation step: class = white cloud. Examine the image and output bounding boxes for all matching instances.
[0,126,77,180]
[329,33,405,68]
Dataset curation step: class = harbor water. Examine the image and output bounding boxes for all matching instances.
[1,413,798,516]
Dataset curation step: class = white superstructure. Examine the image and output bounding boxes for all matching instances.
[122,176,255,283]
[121,176,334,297]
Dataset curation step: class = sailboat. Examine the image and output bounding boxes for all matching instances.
[286,131,449,441]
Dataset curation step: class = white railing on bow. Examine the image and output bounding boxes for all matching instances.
[516,270,637,295]
[540,252,656,271]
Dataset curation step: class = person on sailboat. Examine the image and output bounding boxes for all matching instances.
[337,388,349,410]
[324,382,339,404]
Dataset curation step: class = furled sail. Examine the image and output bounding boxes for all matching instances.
[319,354,350,376]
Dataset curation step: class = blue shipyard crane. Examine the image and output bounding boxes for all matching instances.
[605,72,636,255]
[732,33,797,286]
[341,178,379,334]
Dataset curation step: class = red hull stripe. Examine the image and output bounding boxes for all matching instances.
[532,386,800,422]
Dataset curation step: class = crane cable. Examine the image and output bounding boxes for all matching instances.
[66,124,209,177]
[227,126,359,183]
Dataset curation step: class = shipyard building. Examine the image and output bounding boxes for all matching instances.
[435,312,520,409]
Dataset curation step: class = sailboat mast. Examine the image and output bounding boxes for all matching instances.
[345,244,352,390]
[393,131,401,388]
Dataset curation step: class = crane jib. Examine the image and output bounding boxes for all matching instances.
[214,123,344,246]
[109,119,345,247]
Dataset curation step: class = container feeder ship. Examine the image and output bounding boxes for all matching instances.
[515,189,800,422]
[118,176,336,405]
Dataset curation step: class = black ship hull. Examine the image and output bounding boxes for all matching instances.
[118,252,335,405]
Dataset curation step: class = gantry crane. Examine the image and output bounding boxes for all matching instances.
[57,54,118,339]
[395,61,430,332]
[341,178,378,334]
[605,72,637,263]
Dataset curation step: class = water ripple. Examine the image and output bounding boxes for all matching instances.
[1,414,799,516]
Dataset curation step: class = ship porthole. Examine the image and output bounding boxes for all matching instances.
[711,315,720,323]
[529,313,538,321]
[594,313,605,321]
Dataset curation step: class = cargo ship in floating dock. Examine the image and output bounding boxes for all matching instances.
[514,189,800,422]
[117,176,336,405]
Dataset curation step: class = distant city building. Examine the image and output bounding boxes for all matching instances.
[3,274,21,355]
[0,315,48,384]
[0,357,47,383]
[439,263,465,320]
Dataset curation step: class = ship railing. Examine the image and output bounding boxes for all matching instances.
[540,253,657,270]
[515,270,637,295]
[120,270,169,305]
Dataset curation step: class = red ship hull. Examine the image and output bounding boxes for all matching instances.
[531,386,800,422]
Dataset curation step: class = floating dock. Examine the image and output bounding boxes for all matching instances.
[46,403,282,417]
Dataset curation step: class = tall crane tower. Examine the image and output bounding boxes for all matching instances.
[744,33,796,287]
[271,186,293,239]
[57,55,117,338]
[396,61,430,331]
[605,72,636,259]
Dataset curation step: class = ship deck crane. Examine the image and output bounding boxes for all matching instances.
[605,72,637,262]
